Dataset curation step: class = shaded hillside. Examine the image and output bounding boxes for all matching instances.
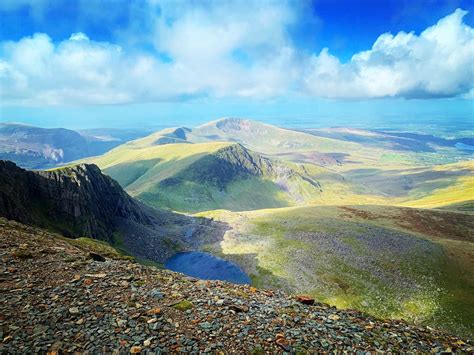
[0,160,226,262]
[83,142,322,212]
[0,160,152,242]
[0,123,148,169]
[1,218,471,353]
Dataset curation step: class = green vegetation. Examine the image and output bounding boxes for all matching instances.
[81,140,322,212]
[67,237,134,261]
[172,300,194,311]
[203,205,473,337]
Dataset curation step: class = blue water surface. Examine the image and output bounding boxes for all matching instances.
[165,251,251,285]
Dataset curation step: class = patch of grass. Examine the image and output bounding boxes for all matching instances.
[11,250,34,259]
[172,300,193,311]
[68,237,133,261]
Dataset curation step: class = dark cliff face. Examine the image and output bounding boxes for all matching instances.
[0,160,154,242]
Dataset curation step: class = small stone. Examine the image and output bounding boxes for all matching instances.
[85,273,107,278]
[117,319,127,327]
[130,346,142,353]
[149,289,164,299]
[68,307,80,315]
[75,318,84,325]
[276,337,292,352]
[147,308,161,315]
[229,305,248,313]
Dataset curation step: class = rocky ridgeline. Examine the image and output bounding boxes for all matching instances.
[0,218,471,353]
[0,160,154,242]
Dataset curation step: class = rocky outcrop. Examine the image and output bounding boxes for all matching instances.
[0,160,155,242]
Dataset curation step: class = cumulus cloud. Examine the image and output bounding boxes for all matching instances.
[305,9,474,99]
[0,4,472,105]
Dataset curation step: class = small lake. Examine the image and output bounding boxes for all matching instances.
[165,251,251,284]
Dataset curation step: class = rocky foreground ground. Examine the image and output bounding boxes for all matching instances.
[0,218,472,353]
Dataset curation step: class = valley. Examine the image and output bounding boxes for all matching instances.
[2,218,470,353]
[196,205,473,337]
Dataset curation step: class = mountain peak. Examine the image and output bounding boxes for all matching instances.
[200,117,257,130]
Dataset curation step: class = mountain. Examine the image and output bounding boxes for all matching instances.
[0,123,150,169]
[82,140,323,212]
[77,128,153,143]
[0,160,225,262]
[2,217,470,353]
[0,160,152,241]
[83,118,473,210]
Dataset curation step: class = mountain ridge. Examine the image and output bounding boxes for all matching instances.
[0,160,154,242]
[82,141,323,212]
[0,123,149,169]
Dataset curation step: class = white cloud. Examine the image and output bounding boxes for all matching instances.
[304,9,474,99]
[0,5,472,105]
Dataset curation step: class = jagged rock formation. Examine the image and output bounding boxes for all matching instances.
[0,160,154,242]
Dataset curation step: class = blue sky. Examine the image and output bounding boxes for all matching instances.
[0,0,473,129]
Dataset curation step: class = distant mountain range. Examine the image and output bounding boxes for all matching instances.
[80,117,473,212]
[0,123,150,169]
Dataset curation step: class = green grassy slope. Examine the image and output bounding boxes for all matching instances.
[99,118,473,209]
[197,205,474,337]
[81,141,323,212]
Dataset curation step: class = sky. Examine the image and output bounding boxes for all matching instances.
[0,0,473,129]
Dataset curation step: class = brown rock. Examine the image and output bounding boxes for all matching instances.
[147,307,161,315]
[296,294,315,305]
[276,337,292,351]
[130,346,142,353]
